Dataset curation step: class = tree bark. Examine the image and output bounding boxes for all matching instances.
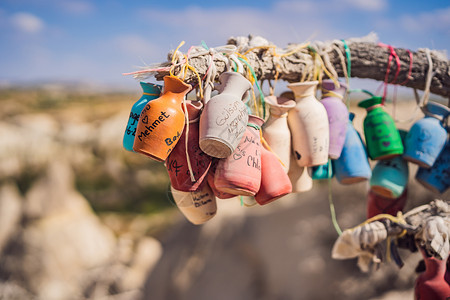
[150,36,450,98]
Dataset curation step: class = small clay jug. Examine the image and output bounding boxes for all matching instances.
[415,248,450,300]
[262,95,296,173]
[206,159,235,199]
[416,142,450,194]
[287,81,329,167]
[123,82,162,152]
[334,113,372,184]
[370,155,409,199]
[214,115,264,196]
[134,76,191,161]
[287,152,313,193]
[320,80,349,159]
[199,72,251,158]
[312,160,334,180]
[404,102,449,168]
[166,101,212,192]
[170,183,217,225]
[358,96,403,160]
[255,146,292,205]
[367,188,407,218]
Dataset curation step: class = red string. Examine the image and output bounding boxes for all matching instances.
[378,42,402,105]
[398,49,413,85]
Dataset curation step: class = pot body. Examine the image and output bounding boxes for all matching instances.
[404,102,449,168]
[367,188,407,218]
[416,142,450,194]
[123,82,162,151]
[370,156,409,199]
[288,81,329,167]
[214,116,264,196]
[287,152,313,193]
[255,147,292,205]
[133,76,191,161]
[320,80,349,159]
[415,249,450,300]
[171,184,217,225]
[262,95,296,173]
[166,101,212,192]
[334,113,372,184]
[359,97,403,160]
[199,72,251,158]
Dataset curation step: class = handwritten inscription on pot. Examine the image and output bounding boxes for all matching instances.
[215,101,248,142]
[136,111,171,142]
[192,192,213,207]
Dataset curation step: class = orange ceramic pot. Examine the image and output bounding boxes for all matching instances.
[133,76,191,161]
[207,159,235,199]
[166,100,212,192]
[255,146,292,205]
[214,115,264,196]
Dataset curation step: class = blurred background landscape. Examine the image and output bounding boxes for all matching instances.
[0,0,449,299]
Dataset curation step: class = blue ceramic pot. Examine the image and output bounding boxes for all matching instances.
[334,113,371,184]
[416,142,450,194]
[123,82,162,151]
[404,102,449,168]
[370,156,409,199]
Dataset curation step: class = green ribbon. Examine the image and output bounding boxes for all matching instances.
[237,57,266,118]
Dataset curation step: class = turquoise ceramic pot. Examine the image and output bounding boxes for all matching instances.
[312,160,333,180]
[123,82,162,151]
[370,156,409,199]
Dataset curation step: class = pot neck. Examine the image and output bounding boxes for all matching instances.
[424,257,447,278]
[140,82,162,96]
[217,72,252,99]
[163,76,192,97]
[288,81,318,100]
[366,104,383,112]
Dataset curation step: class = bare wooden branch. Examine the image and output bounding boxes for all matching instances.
[149,35,450,98]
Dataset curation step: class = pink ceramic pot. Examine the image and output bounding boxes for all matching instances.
[214,115,264,196]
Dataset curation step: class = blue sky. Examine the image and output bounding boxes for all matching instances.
[0,0,449,90]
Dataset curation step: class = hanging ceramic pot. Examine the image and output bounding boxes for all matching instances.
[170,183,217,225]
[287,152,313,193]
[370,155,409,199]
[166,100,212,192]
[320,79,349,159]
[416,142,450,194]
[334,113,372,184]
[255,146,292,205]
[214,115,264,196]
[404,102,449,168]
[206,159,235,199]
[287,81,329,167]
[312,160,334,180]
[358,96,403,160]
[123,82,162,152]
[367,188,407,218]
[415,248,450,300]
[199,71,251,158]
[262,95,296,173]
[133,76,191,161]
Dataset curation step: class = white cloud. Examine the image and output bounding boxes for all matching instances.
[113,34,160,57]
[58,0,95,15]
[275,0,387,13]
[342,0,387,12]
[400,7,450,35]
[11,12,44,34]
